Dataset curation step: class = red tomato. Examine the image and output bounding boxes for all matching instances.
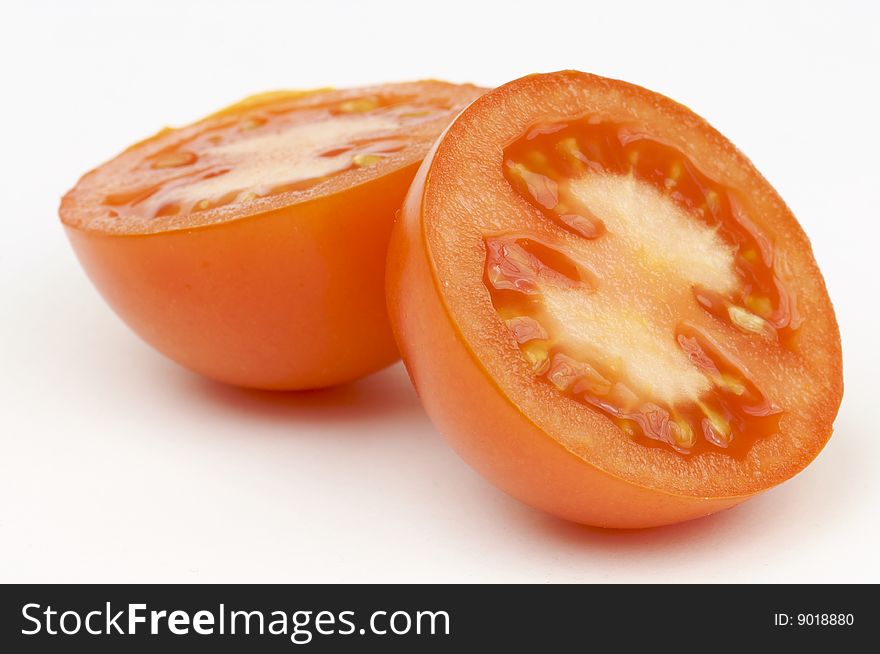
[61,82,485,389]
[387,71,843,528]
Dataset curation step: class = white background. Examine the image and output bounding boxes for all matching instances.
[2,0,877,583]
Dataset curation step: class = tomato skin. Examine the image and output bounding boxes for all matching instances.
[387,71,843,528]
[67,162,415,389]
[388,143,747,528]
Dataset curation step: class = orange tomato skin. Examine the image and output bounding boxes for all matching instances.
[67,163,417,390]
[387,144,750,529]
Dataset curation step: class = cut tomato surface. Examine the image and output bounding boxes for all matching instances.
[61,81,485,389]
[387,71,843,527]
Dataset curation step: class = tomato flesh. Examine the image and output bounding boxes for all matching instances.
[101,92,455,223]
[485,118,792,456]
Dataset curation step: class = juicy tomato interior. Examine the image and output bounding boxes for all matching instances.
[82,88,468,231]
[483,119,801,457]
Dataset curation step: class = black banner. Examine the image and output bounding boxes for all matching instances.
[0,584,870,651]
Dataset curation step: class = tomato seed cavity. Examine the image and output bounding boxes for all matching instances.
[484,119,793,456]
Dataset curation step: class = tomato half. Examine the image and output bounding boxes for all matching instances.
[387,71,843,528]
[60,81,485,389]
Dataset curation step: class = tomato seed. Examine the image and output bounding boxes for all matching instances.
[352,153,383,167]
[151,151,198,169]
[728,305,770,336]
[339,98,378,113]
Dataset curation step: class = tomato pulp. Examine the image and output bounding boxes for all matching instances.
[387,71,843,527]
[61,81,485,389]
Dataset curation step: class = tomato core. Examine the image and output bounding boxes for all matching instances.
[484,118,798,456]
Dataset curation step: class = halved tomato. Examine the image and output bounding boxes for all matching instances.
[60,81,485,389]
[387,71,843,528]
